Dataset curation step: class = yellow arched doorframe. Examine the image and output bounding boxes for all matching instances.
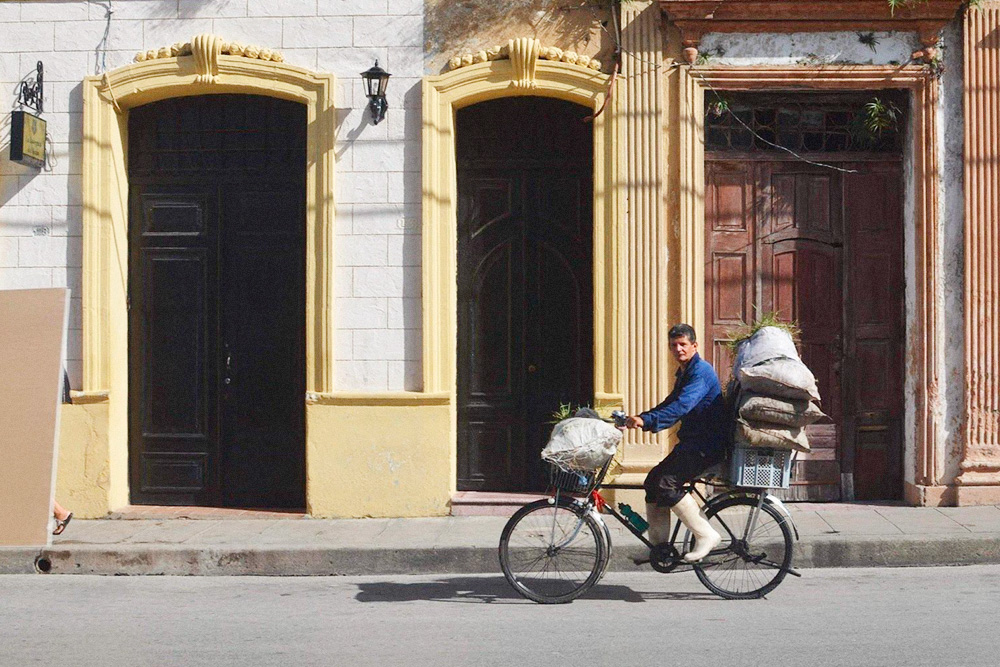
[79,42,336,507]
[422,55,626,490]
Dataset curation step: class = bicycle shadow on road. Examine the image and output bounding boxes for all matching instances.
[354,576,719,604]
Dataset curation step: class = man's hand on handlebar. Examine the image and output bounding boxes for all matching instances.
[624,415,644,430]
[611,410,643,430]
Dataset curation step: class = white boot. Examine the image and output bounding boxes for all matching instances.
[672,494,721,563]
[645,502,672,546]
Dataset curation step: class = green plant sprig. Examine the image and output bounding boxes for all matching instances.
[723,312,802,352]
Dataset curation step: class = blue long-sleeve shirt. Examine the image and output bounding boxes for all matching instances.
[639,352,728,457]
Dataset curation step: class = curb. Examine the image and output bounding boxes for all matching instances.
[1,536,998,576]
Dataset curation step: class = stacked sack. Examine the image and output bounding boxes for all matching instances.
[731,326,825,453]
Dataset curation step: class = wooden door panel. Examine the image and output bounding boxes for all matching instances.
[457,97,593,492]
[221,188,306,509]
[705,162,755,386]
[469,244,517,398]
[129,188,218,505]
[141,249,210,438]
[761,166,843,499]
[532,242,589,399]
[845,167,903,500]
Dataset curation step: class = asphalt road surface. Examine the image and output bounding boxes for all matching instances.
[2,565,997,666]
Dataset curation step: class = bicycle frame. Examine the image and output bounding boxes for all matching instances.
[556,476,799,570]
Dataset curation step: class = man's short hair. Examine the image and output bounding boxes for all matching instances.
[668,323,697,342]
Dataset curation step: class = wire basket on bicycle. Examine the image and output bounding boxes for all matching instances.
[548,463,599,494]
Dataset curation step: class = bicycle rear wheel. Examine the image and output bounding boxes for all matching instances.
[499,498,605,604]
[689,495,793,600]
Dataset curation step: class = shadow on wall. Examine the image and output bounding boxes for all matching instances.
[0,81,85,388]
[333,79,424,392]
[425,0,612,73]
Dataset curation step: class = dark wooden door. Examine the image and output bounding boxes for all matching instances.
[456,97,594,492]
[128,95,306,508]
[705,158,903,501]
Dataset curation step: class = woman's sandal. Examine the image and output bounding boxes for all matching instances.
[52,512,73,536]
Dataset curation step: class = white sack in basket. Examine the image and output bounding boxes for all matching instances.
[733,326,801,378]
[541,417,622,471]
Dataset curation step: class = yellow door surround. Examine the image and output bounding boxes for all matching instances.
[80,35,336,507]
[421,44,626,409]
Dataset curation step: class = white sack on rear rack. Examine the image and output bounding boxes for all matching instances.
[541,417,622,472]
[736,418,812,453]
[738,392,826,428]
[739,357,821,402]
[732,326,801,378]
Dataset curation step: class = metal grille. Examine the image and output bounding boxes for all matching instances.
[549,464,597,494]
[731,446,793,489]
[705,93,904,154]
[129,94,306,177]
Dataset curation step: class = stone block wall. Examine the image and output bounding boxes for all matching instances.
[0,0,424,392]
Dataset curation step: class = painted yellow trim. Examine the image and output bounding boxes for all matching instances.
[80,53,336,510]
[68,391,110,405]
[307,392,452,406]
[421,58,625,497]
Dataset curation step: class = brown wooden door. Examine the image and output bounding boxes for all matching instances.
[843,164,904,500]
[456,97,594,492]
[128,95,306,508]
[705,158,903,500]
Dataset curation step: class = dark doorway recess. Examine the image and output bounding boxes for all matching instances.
[127,94,307,508]
[704,92,905,501]
[456,97,595,492]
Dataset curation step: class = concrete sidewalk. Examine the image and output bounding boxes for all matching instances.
[3,503,999,576]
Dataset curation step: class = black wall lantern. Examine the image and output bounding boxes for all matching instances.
[360,60,391,125]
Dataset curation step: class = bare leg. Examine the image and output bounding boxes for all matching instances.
[52,501,73,535]
[53,501,70,522]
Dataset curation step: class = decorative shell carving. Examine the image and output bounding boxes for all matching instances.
[448,39,602,73]
[134,33,286,76]
[509,38,541,89]
[192,34,223,83]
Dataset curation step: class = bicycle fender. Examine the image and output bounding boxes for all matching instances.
[763,493,800,541]
[703,490,800,541]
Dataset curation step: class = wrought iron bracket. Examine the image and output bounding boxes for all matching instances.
[16,61,44,113]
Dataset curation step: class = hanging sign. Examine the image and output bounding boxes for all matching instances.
[10,110,46,169]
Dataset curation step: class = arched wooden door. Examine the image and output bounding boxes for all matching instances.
[127,95,307,508]
[456,97,594,492]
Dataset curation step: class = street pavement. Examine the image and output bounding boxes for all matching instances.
[1,565,998,666]
[1,502,999,576]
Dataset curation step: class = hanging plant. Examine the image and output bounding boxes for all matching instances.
[848,96,901,149]
[707,96,730,118]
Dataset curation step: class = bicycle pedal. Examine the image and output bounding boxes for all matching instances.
[632,556,651,566]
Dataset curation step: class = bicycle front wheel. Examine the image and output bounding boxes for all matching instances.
[499,498,605,604]
[689,495,793,600]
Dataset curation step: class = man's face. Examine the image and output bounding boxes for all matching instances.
[669,336,698,364]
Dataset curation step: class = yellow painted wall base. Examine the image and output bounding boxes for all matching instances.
[56,402,111,518]
[306,402,453,518]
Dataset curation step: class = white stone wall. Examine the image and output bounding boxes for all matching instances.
[0,0,424,392]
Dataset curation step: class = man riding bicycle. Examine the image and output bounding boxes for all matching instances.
[623,323,727,563]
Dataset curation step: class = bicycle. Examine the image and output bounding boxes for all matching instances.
[498,411,802,603]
